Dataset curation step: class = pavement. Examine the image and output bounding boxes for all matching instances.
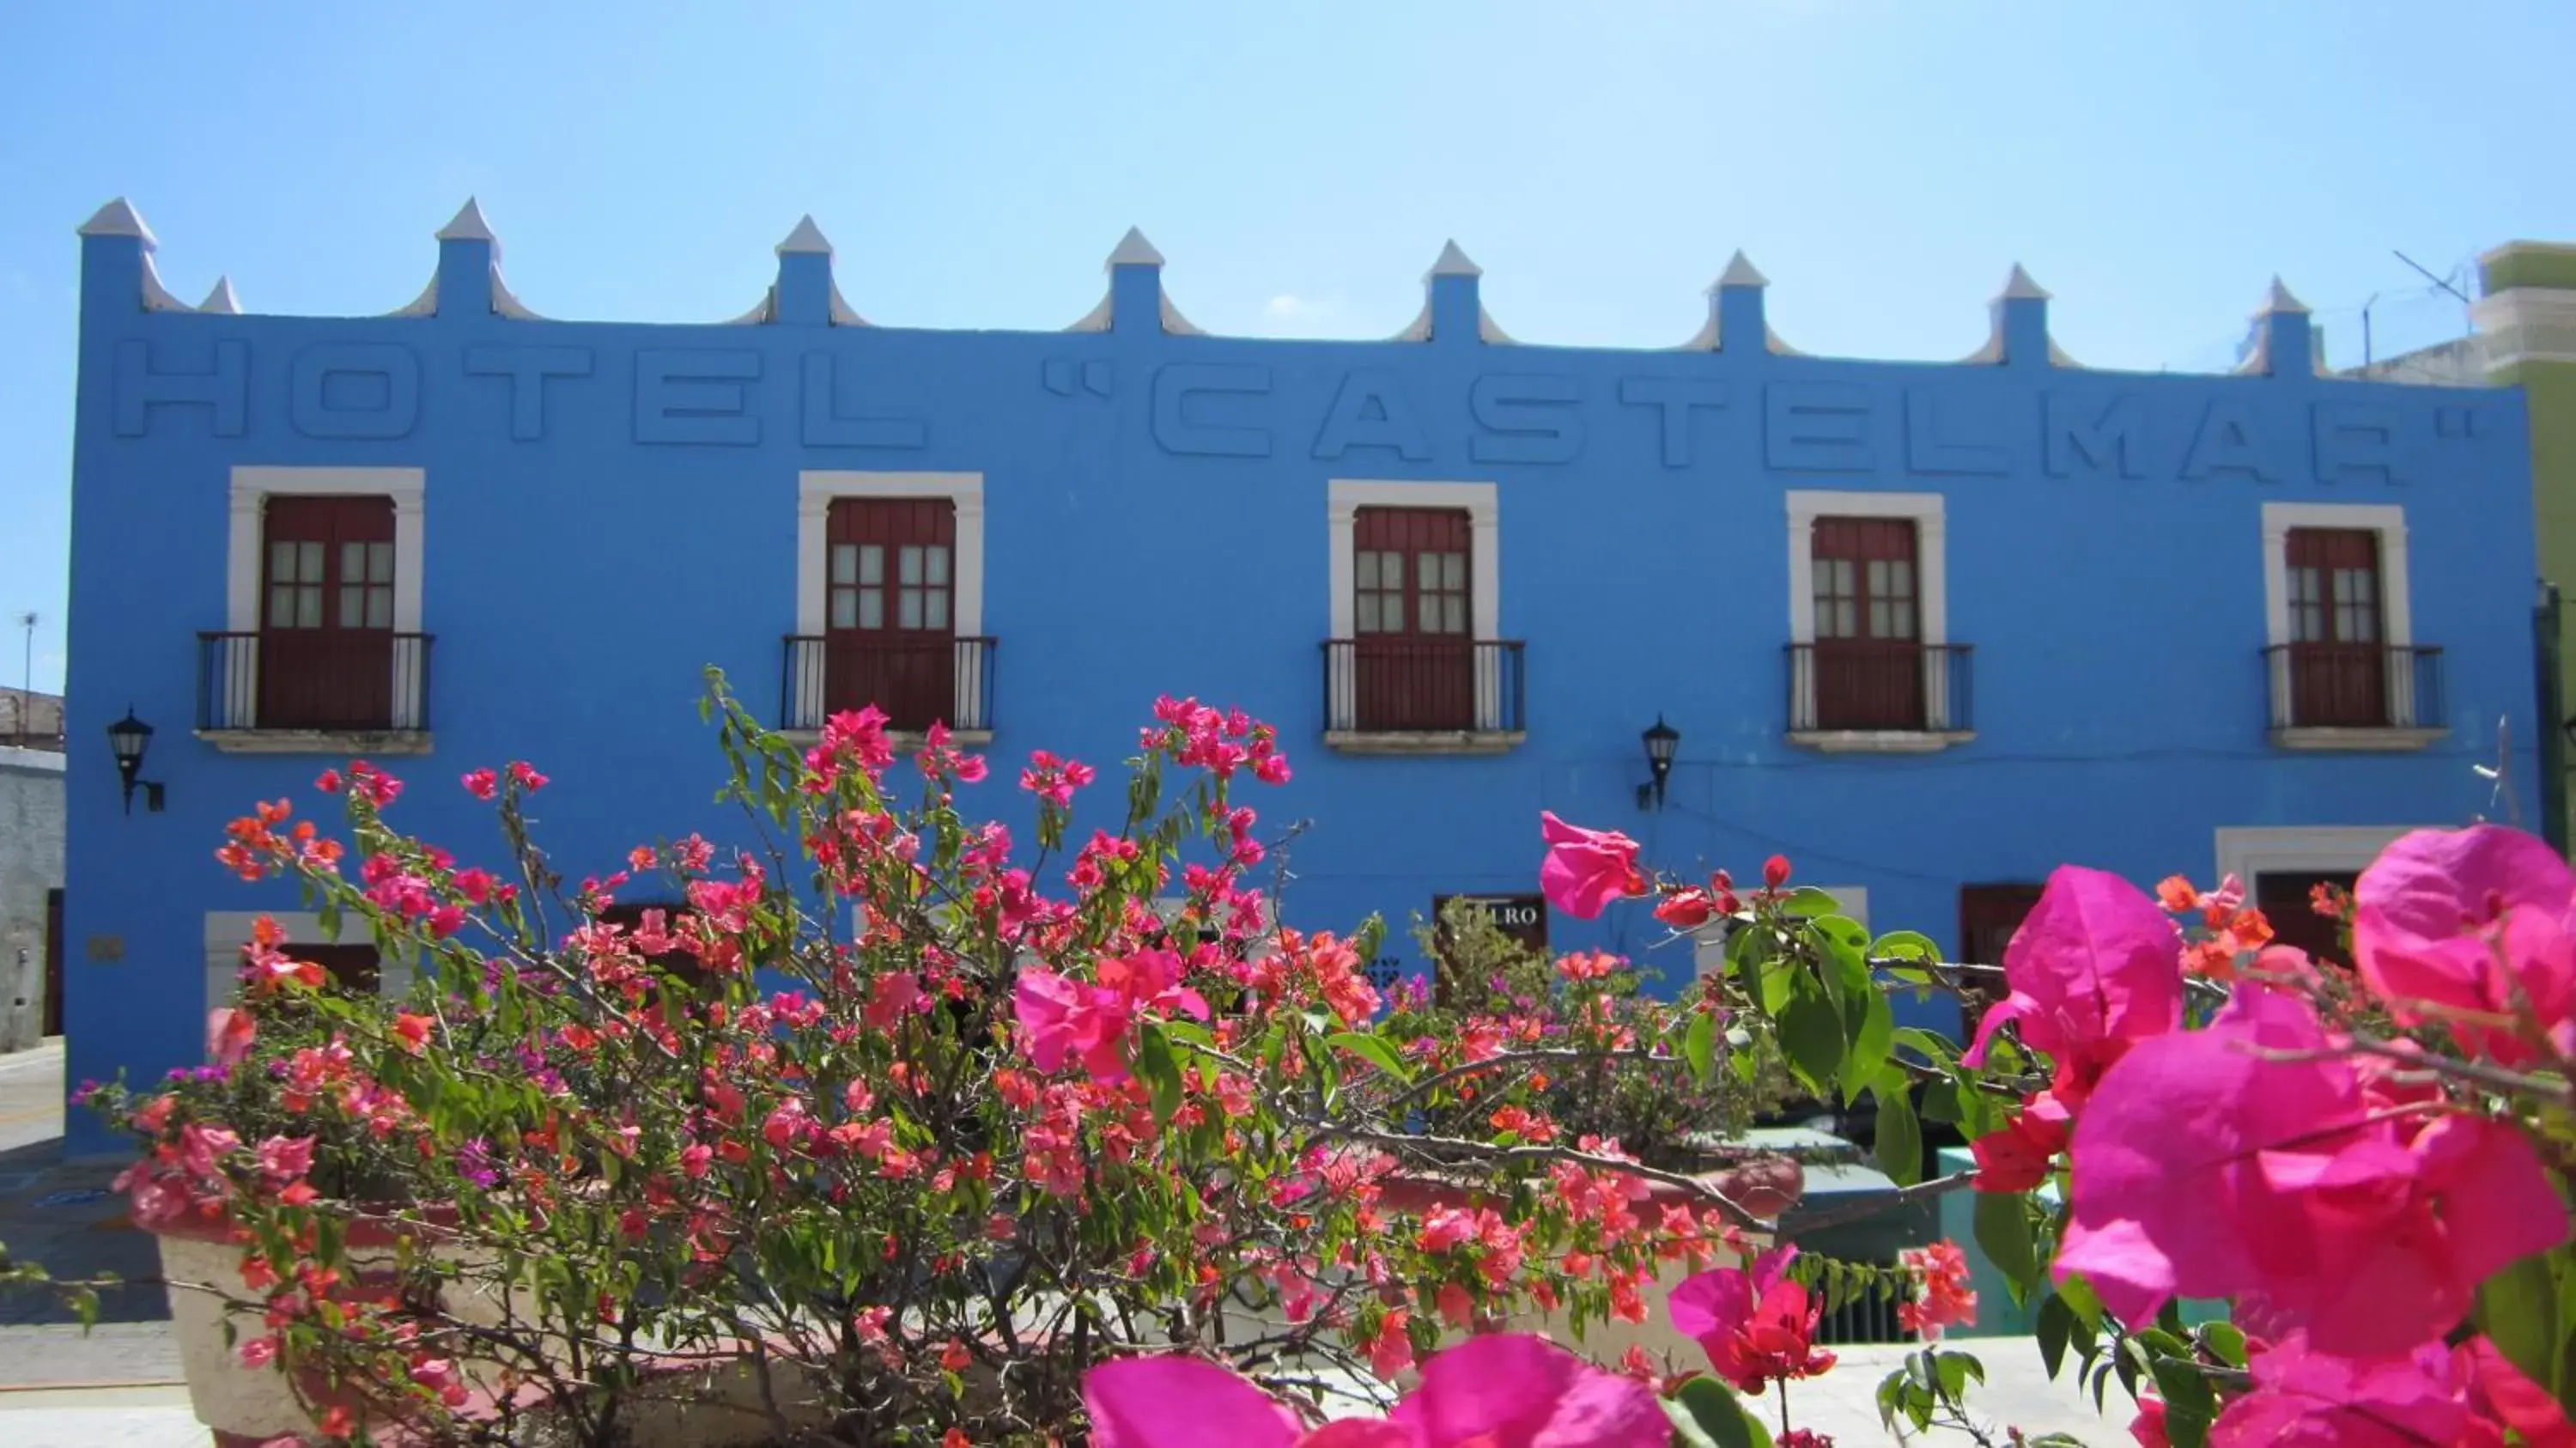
[0,1040,2137,1445]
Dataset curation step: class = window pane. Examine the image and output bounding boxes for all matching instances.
[1443,596,1465,633]
[1868,599,1891,637]
[900,546,922,586]
[926,593,950,630]
[1358,553,1380,590]
[926,547,949,586]
[367,591,392,630]
[1867,560,1889,597]
[859,545,884,585]
[1357,595,1382,633]
[1832,560,1855,597]
[370,542,393,581]
[342,542,365,581]
[1442,553,1465,590]
[269,586,296,625]
[1888,559,1914,600]
[1893,600,1916,639]
[1383,554,1403,589]
[830,593,857,630]
[831,545,857,586]
[1385,595,1406,632]
[858,591,883,630]
[270,542,299,582]
[1834,600,1857,637]
[899,589,922,630]
[300,542,324,581]
[296,588,321,629]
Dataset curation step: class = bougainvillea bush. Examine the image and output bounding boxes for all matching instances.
[80,679,1882,1447]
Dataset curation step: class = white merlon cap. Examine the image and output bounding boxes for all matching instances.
[2257,276,2311,317]
[437,198,499,245]
[1106,227,1165,268]
[1996,264,2050,302]
[776,214,833,257]
[1711,250,1767,291]
[1425,240,1482,281]
[198,277,241,314]
[79,198,157,249]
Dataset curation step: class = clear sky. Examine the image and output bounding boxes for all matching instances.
[4,1,2571,697]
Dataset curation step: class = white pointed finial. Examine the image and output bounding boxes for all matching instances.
[2257,276,2310,317]
[776,215,833,256]
[1425,240,1482,281]
[1997,264,2050,302]
[79,198,157,249]
[1106,227,1165,269]
[437,198,498,245]
[1712,250,1767,291]
[198,277,241,314]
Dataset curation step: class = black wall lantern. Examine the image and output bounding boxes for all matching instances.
[107,707,164,814]
[1637,715,1680,812]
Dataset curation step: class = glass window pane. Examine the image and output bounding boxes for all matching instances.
[300,542,324,580]
[831,545,857,585]
[926,547,949,586]
[1868,599,1891,637]
[342,542,365,581]
[926,593,950,630]
[900,546,922,586]
[1889,560,1913,599]
[370,543,392,581]
[270,542,299,581]
[1867,560,1889,596]
[1357,553,1380,590]
[1893,600,1916,639]
[858,591,883,630]
[899,589,922,630]
[1357,595,1381,633]
[368,591,392,630]
[1443,554,1465,590]
[296,589,321,629]
[269,586,295,625]
[1835,600,1857,637]
[1386,596,1406,632]
[858,546,882,585]
[1383,554,1404,589]
[830,593,857,629]
[1444,596,1465,634]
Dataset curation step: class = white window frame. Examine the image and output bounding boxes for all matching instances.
[1325,479,1507,735]
[1694,886,1871,977]
[204,911,410,1021]
[1783,490,1961,750]
[217,466,428,744]
[2259,502,2432,741]
[2212,825,2420,903]
[796,471,987,737]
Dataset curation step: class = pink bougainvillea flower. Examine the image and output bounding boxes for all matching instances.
[1963,865,2182,1101]
[1668,1245,1837,1393]
[1968,1089,2070,1194]
[205,1007,256,1067]
[2208,1332,2575,1448]
[2354,824,2576,1064]
[2056,986,2567,1356]
[1538,812,1644,921]
[1084,1334,1664,1448]
[1013,967,1137,1083]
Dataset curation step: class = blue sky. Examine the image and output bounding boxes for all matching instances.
[4,2,2571,697]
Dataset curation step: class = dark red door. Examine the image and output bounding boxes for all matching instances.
[1353,507,1473,731]
[2253,870,2359,969]
[301,943,382,996]
[1812,517,1923,730]
[2285,528,2386,727]
[259,496,395,730]
[824,499,957,732]
[1958,883,2043,1033]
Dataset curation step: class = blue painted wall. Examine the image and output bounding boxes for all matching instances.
[60,208,2539,1151]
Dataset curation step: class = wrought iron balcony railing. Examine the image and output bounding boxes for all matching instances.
[1321,639,1526,735]
[2263,643,2444,733]
[1787,642,1972,734]
[781,634,997,733]
[197,631,433,733]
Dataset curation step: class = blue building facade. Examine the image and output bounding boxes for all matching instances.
[61,198,2540,1150]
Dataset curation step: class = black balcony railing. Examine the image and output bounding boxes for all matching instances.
[1321,639,1525,734]
[2263,643,2444,732]
[197,631,434,733]
[1788,642,1972,734]
[781,635,997,733]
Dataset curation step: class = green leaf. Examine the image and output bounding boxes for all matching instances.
[1920,1080,1962,1125]
[1778,886,1840,918]
[1892,1025,1961,1066]
[1777,979,1845,1094]
[1873,1083,1923,1187]
[1933,1349,1984,1399]
[2474,1239,2573,1398]
[1323,1031,1411,1084]
[1684,1010,1717,1085]
[1974,1190,2038,1308]
[2146,1350,2218,1447]
[1133,1025,1183,1129]
[1667,1377,1773,1448]
[1841,982,1895,1102]
[1870,928,1942,964]
[2197,1321,2248,1371]
[2037,1293,2074,1379]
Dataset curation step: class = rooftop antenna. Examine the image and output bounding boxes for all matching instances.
[2392,249,2474,307]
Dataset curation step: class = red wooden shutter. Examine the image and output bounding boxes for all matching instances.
[823,498,957,730]
[1352,508,1473,730]
[259,496,396,729]
[2284,528,2386,727]
[1810,518,1923,729]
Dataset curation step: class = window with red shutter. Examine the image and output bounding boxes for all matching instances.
[1809,517,1925,730]
[1352,507,1473,731]
[2283,528,2388,727]
[824,498,957,731]
[259,496,397,730]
